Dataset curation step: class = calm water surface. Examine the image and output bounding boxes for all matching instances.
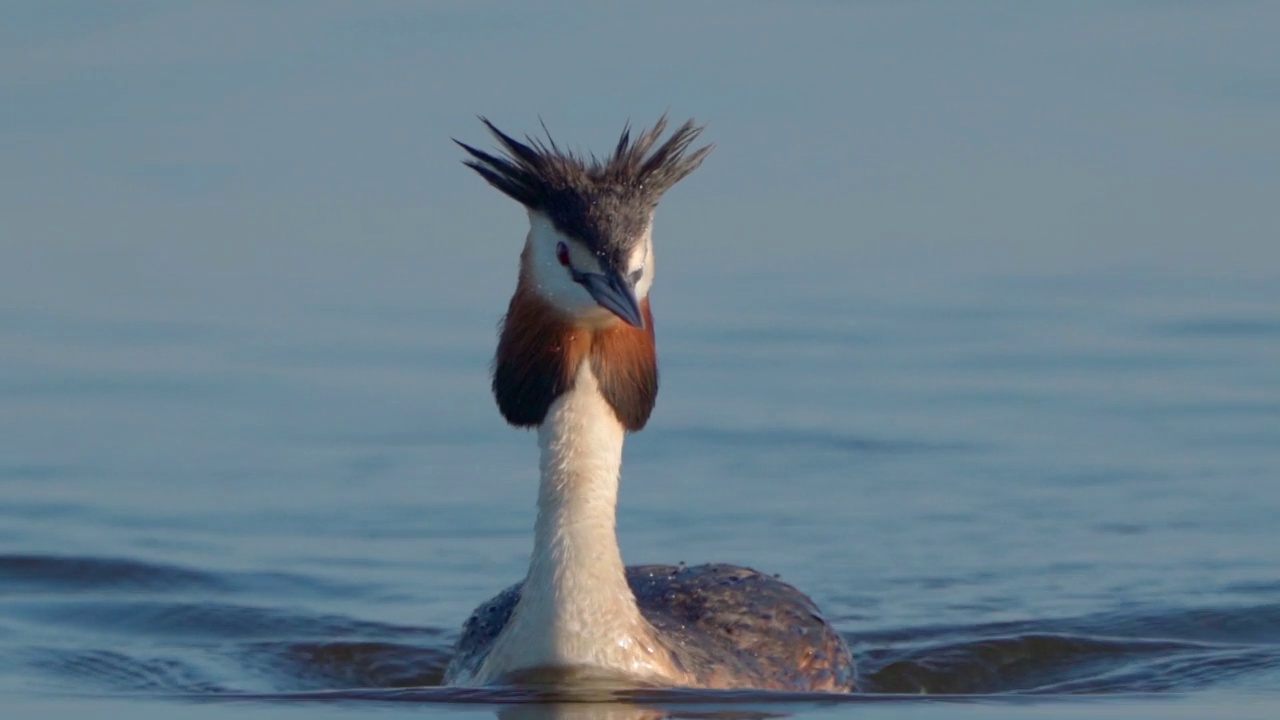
[3,2,1280,718]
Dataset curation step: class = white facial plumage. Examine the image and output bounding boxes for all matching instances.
[524,211,654,325]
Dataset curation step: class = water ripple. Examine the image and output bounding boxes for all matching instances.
[3,554,1279,699]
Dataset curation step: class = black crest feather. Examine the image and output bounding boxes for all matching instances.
[455,115,711,258]
[455,115,711,210]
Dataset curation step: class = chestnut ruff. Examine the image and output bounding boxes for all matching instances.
[493,271,657,432]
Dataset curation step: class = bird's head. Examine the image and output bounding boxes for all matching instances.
[522,207,651,330]
[456,116,709,329]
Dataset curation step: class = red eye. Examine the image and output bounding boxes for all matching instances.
[555,242,570,267]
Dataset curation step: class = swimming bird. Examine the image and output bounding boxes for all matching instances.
[444,116,856,692]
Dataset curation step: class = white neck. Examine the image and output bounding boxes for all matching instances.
[472,363,679,685]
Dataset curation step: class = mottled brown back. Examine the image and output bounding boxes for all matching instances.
[445,563,857,692]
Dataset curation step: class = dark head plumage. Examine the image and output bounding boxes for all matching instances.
[455,116,711,258]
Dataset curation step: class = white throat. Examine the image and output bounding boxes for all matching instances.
[470,362,678,685]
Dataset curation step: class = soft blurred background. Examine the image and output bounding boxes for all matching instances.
[2,2,1278,718]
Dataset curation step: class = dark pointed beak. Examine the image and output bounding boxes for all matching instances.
[577,268,645,328]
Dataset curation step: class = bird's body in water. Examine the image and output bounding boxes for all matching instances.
[445,117,856,692]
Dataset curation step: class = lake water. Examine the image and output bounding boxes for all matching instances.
[2,2,1278,719]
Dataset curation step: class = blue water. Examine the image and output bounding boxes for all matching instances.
[3,2,1279,718]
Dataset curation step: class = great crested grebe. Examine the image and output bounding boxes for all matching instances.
[444,116,855,692]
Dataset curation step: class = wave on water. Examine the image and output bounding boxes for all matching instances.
[3,553,1280,703]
